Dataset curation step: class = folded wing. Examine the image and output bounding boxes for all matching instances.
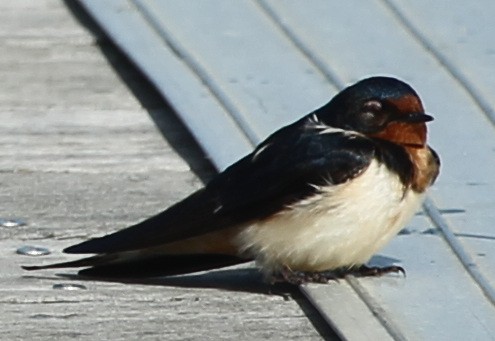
[65,120,376,255]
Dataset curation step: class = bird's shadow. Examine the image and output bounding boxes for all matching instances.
[80,268,291,295]
[23,266,294,296]
[23,266,340,340]
[23,254,402,294]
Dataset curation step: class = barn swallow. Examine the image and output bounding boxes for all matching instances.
[23,76,440,284]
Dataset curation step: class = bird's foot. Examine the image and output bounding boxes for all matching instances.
[269,264,405,285]
[351,264,406,277]
[270,265,339,285]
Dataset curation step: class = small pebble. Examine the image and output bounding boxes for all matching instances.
[16,245,51,256]
[0,218,26,227]
[52,283,87,290]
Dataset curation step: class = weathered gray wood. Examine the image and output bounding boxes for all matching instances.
[385,0,495,123]
[301,282,395,341]
[132,0,337,139]
[0,1,329,340]
[80,0,255,170]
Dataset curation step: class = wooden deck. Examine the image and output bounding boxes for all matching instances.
[4,0,495,340]
[0,1,333,339]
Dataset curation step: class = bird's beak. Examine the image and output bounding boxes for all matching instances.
[397,112,434,123]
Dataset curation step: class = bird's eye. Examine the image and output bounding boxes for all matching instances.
[363,100,382,112]
[356,100,389,132]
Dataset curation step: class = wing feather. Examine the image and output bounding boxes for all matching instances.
[65,120,375,255]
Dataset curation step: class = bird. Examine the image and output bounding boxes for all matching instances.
[23,76,440,284]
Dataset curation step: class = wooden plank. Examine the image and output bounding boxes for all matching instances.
[385,0,495,122]
[356,214,495,340]
[1,1,328,339]
[81,0,254,170]
[132,0,338,142]
[301,282,395,341]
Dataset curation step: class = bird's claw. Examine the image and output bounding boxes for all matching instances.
[270,264,405,285]
[352,264,406,277]
[270,265,339,285]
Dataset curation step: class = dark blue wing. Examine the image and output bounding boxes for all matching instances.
[65,119,375,254]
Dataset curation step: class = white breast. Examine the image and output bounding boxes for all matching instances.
[235,159,424,273]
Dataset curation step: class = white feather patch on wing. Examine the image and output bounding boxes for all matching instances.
[235,159,424,273]
[306,114,355,136]
[251,142,271,161]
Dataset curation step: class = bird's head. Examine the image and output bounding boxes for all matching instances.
[317,77,433,147]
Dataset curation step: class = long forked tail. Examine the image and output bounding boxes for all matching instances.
[22,253,249,278]
[22,254,118,271]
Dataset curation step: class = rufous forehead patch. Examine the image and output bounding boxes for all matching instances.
[388,94,425,115]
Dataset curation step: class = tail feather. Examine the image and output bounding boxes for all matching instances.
[22,254,249,278]
[78,254,248,278]
[22,254,117,271]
